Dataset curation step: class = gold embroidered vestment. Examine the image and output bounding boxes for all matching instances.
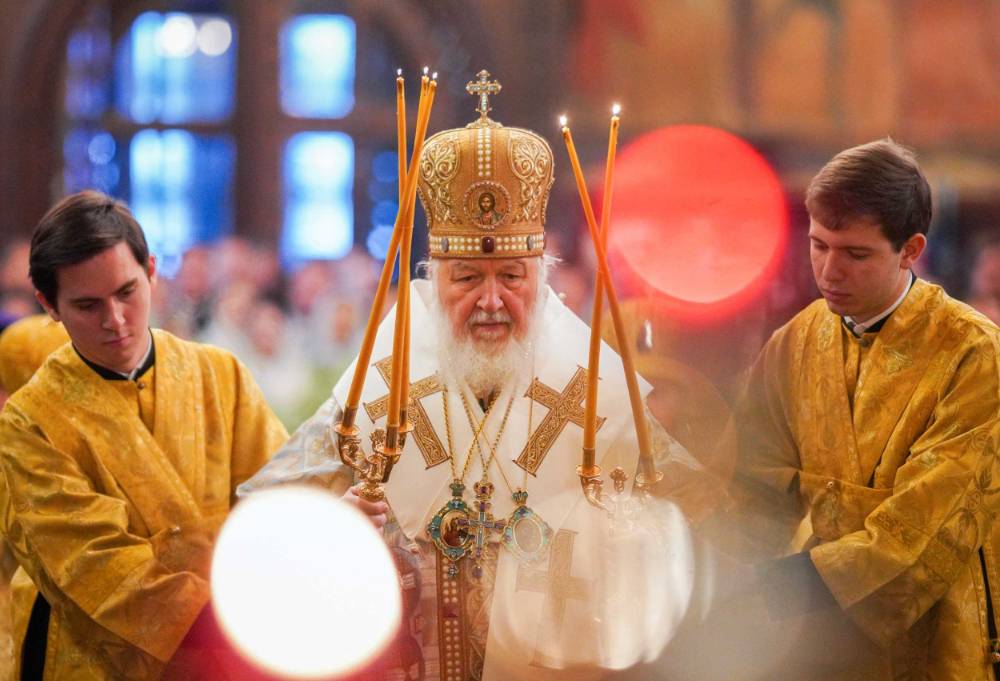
[733,280,1000,681]
[0,330,287,680]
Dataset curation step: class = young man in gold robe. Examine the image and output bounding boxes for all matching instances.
[732,139,1000,680]
[0,191,288,680]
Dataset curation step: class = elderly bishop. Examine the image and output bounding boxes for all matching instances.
[240,73,704,681]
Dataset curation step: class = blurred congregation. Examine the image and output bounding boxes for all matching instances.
[0,231,606,428]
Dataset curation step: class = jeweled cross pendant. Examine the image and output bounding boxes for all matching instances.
[455,479,506,578]
[465,70,501,121]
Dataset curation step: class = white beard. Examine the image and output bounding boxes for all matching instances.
[429,285,546,399]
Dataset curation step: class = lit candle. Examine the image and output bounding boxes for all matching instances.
[343,71,436,430]
[399,71,434,426]
[395,69,410,431]
[399,73,438,426]
[562,116,655,481]
[386,74,437,447]
[583,105,620,466]
[397,69,406,206]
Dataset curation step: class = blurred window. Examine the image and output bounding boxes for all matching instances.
[130,129,235,275]
[280,15,356,119]
[282,132,354,261]
[115,12,236,124]
[279,14,367,266]
[62,6,400,273]
[63,8,235,277]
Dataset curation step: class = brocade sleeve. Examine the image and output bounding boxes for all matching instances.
[236,395,354,499]
[0,406,207,669]
[228,356,290,499]
[725,326,808,561]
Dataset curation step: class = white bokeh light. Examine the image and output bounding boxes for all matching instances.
[158,15,198,58]
[197,19,233,56]
[212,486,401,679]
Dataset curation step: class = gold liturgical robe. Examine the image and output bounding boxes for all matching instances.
[0,329,287,680]
[734,279,1000,680]
[0,314,69,681]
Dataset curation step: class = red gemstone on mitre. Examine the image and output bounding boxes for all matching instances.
[481,236,494,253]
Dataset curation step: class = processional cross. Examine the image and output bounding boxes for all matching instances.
[466,69,502,121]
[364,357,447,467]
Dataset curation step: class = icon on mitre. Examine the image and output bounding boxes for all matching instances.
[464,181,510,230]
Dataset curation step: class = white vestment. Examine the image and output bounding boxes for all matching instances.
[240,280,698,680]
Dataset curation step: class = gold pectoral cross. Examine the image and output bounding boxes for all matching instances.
[516,367,606,475]
[364,357,447,467]
[515,529,590,663]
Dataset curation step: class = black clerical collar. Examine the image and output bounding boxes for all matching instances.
[75,332,155,381]
[842,274,917,338]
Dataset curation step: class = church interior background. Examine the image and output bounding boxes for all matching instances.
[1,0,1000,505]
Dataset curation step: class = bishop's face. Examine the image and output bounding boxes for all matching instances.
[435,257,540,352]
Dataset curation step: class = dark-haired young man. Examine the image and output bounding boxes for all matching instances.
[0,191,287,679]
[732,139,1000,680]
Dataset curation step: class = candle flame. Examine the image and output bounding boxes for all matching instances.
[559,115,568,127]
[396,68,402,77]
[431,71,438,80]
[612,103,621,116]
[422,66,429,76]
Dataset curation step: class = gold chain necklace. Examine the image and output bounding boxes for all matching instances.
[496,353,552,565]
[458,389,515,481]
[455,389,516,577]
[428,383,508,578]
[441,385,493,485]
[457,365,552,568]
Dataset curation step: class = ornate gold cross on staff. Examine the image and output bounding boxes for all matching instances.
[466,69,501,121]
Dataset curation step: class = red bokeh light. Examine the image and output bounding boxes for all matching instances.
[605,125,788,321]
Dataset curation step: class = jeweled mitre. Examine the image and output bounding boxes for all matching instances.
[419,70,554,259]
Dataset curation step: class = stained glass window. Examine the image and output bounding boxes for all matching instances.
[63,8,119,196]
[280,14,356,119]
[62,7,381,271]
[366,150,400,259]
[282,132,355,263]
[61,10,237,275]
[115,12,236,124]
[129,129,235,276]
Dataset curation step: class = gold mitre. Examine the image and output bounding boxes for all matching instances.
[419,70,554,259]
